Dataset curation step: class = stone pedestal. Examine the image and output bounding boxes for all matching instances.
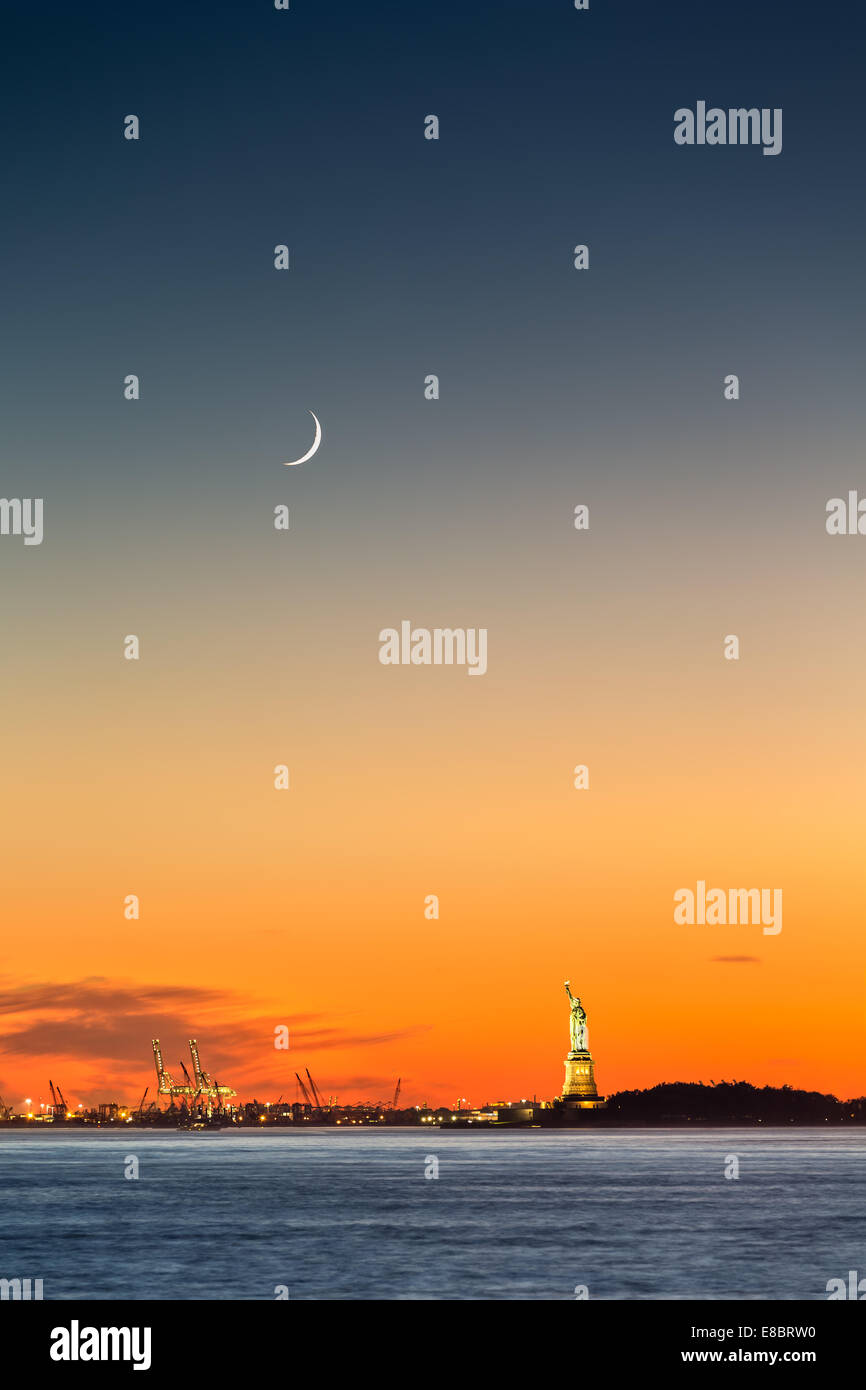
[561,1051,605,1108]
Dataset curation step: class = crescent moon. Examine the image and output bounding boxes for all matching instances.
[283,411,322,466]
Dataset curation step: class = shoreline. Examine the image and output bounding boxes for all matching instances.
[1,1121,865,1133]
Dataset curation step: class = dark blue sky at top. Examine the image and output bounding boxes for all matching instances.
[1,0,864,507]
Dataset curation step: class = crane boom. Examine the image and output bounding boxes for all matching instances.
[294,1071,313,1107]
[305,1068,325,1112]
[188,1038,209,1088]
[188,1038,236,1097]
[152,1038,174,1093]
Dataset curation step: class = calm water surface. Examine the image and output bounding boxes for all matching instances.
[0,1128,862,1299]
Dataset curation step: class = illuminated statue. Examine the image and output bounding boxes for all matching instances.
[565,981,588,1052]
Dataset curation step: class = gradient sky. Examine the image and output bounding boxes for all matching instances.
[2,0,865,1109]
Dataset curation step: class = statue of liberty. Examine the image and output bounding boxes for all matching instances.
[565,981,588,1053]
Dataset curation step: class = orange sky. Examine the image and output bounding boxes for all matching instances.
[2,529,865,1108]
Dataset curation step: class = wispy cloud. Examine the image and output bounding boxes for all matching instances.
[0,976,423,1103]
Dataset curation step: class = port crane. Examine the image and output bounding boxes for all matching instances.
[305,1068,326,1113]
[152,1039,194,1097]
[189,1038,236,1100]
[151,1038,235,1103]
[393,1078,401,1109]
[48,1079,69,1119]
[295,1072,314,1109]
